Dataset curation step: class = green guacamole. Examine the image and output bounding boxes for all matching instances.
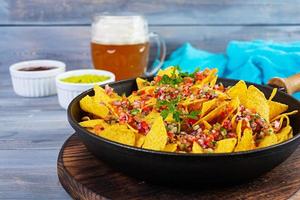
[61,74,110,84]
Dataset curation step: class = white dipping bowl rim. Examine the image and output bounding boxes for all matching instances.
[55,69,115,109]
[9,59,66,97]
[10,60,66,78]
[55,69,115,91]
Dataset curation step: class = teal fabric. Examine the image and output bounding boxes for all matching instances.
[162,41,300,99]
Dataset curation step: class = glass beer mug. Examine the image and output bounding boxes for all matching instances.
[91,14,166,80]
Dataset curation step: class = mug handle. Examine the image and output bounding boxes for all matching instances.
[144,32,167,77]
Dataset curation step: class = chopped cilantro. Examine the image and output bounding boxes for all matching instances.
[173,111,181,122]
[159,74,182,86]
[157,96,182,122]
[220,127,227,136]
[161,109,169,119]
[186,110,201,119]
[130,109,140,115]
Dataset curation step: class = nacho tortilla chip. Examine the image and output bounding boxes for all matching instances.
[234,128,255,152]
[144,111,161,125]
[222,97,240,122]
[139,86,156,95]
[192,142,203,153]
[203,120,212,129]
[165,113,175,122]
[272,110,298,121]
[268,101,288,120]
[245,85,269,121]
[195,102,228,125]
[98,124,135,146]
[215,138,237,153]
[236,120,243,142]
[276,125,292,143]
[136,77,148,90]
[79,119,108,128]
[79,95,110,118]
[128,94,140,103]
[93,85,111,104]
[157,66,178,77]
[268,88,277,101]
[227,80,247,106]
[200,99,218,117]
[145,98,157,106]
[135,133,146,147]
[201,68,218,86]
[258,133,277,148]
[127,124,138,133]
[209,76,218,87]
[164,143,177,152]
[142,116,168,151]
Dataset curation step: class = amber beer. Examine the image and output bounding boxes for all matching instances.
[91,42,150,80]
[91,15,154,80]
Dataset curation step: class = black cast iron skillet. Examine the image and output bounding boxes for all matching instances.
[68,77,300,184]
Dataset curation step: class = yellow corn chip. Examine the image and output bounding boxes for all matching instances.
[215,91,231,100]
[195,102,228,125]
[192,142,203,153]
[272,110,298,121]
[128,94,140,103]
[93,85,111,104]
[245,85,269,121]
[258,133,277,148]
[144,111,161,125]
[236,120,243,142]
[165,113,175,122]
[203,120,212,129]
[79,95,109,118]
[135,133,146,147]
[268,101,288,120]
[200,99,218,117]
[145,98,157,106]
[288,130,293,139]
[139,86,156,95]
[227,80,248,106]
[268,88,277,101]
[181,99,204,106]
[215,138,237,153]
[276,125,292,143]
[234,128,255,152]
[157,66,178,77]
[79,119,108,128]
[136,77,148,90]
[142,116,168,151]
[209,76,218,87]
[98,124,135,146]
[164,143,177,152]
[127,124,138,133]
[222,97,240,122]
[201,68,218,86]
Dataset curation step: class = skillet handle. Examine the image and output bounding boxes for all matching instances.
[268,73,300,95]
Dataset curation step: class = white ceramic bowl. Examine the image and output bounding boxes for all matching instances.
[56,69,115,109]
[9,60,66,97]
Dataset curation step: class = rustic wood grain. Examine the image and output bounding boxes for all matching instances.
[2,0,300,25]
[58,133,300,200]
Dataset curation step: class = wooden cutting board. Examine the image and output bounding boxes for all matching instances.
[57,133,300,200]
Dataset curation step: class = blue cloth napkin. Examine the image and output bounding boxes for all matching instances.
[162,41,300,99]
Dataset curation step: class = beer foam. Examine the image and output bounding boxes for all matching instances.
[91,16,149,45]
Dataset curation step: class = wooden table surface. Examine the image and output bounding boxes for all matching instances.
[1,1,300,199]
